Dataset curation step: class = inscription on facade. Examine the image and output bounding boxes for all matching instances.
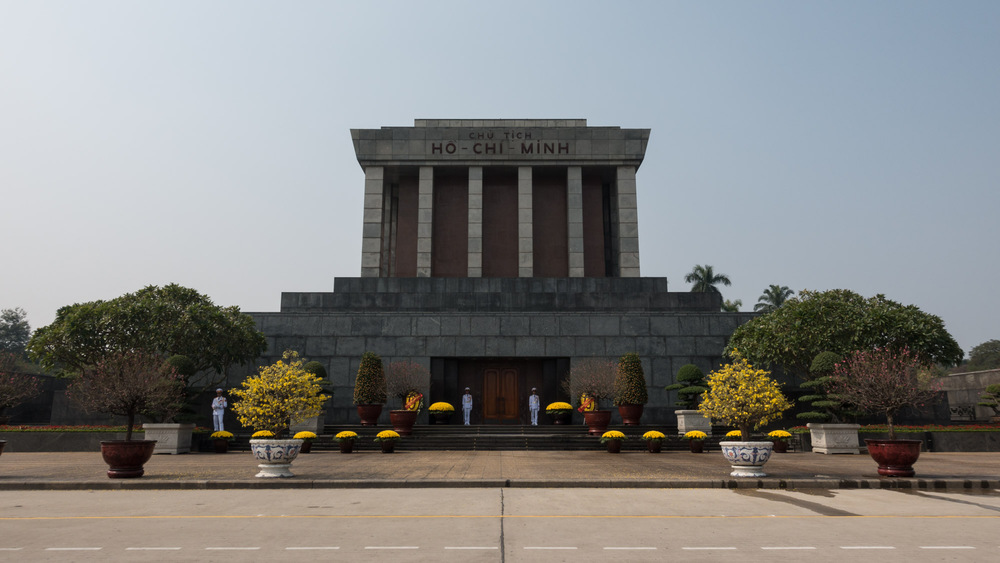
[430,129,571,157]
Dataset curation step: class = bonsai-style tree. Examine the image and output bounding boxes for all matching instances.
[0,352,42,419]
[977,384,1000,416]
[66,351,185,441]
[699,350,793,440]
[385,360,429,411]
[727,289,963,378]
[563,358,616,410]
[664,364,708,409]
[353,351,387,406]
[796,351,856,423]
[302,361,328,381]
[828,346,939,440]
[613,353,648,406]
[230,350,329,437]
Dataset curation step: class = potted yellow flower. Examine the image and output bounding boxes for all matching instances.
[642,430,666,453]
[768,430,792,453]
[210,431,234,453]
[293,431,318,453]
[600,430,626,453]
[334,431,358,453]
[374,430,400,453]
[231,351,329,478]
[545,402,573,425]
[427,402,454,425]
[683,430,707,453]
[699,351,792,477]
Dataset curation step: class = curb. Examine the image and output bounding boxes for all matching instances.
[2,478,998,491]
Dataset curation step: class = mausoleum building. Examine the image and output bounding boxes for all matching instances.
[249,119,754,425]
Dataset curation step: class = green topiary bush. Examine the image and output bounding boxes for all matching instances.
[302,361,328,380]
[352,351,386,406]
[613,352,648,406]
[796,351,856,423]
[165,354,197,378]
[664,364,708,409]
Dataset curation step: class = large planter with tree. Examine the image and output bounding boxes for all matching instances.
[385,360,429,436]
[829,346,937,477]
[666,364,712,435]
[353,352,387,426]
[565,358,616,436]
[699,351,792,477]
[613,352,648,425]
[231,350,329,478]
[797,351,862,454]
[65,352,185,479]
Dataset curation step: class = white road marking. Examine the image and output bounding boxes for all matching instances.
[524,546,578,550]
[0,548,23,551]
[841,546,895,550]
[762,547,816,550]
[604,546,657,550]
[45,547,102,551]
[683,547,737,550]
[206,547,261,550]
[285,546,340,550]
[919,546,975,549]
[365,546,419,549]
[126,547,182,551]
[444,546,498,550]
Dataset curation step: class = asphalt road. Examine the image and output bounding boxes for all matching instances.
[2,488,999,562]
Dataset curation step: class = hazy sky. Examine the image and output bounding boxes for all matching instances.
[2,2,997,358]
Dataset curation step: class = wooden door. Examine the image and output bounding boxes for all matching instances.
[483,368,519,422]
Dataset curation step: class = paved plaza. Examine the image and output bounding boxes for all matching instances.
[1,449,997,490]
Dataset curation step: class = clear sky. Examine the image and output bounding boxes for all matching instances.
[2,1,997,359]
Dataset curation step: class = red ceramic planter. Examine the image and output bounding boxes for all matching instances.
[100,440,157,479]
[357,404,383,426]
[865,439,922,477]
[583,410,612,436]
[617,404,644,426]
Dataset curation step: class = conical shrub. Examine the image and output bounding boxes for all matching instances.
[353,351,386,405]
[613,352,648,405]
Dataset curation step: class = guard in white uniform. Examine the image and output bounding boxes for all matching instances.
[211,388,227,432]
[462,387,473,425]
[528,388,540,426]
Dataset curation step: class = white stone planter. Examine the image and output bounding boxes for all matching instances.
[290,412,325,434]
[141,423,195,454]
[807,423,861,454]
[249,439,303,478]
[675,410,712,435]
[720,441,774,477]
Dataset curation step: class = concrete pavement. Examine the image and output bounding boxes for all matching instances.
[1,449,998,490]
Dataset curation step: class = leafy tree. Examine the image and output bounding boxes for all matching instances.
[66,351,185,441]
[685,264,732,294]
[353,351,387,405]
[230,350,329,437]
[977,384,1000,417]
[698,351,792,439]
[0,352,42,415]
[0,308,31,358]
[721,299,742,312]
[664,364,708,409]
[385,360,429,410]
[27,284,266,384]
[613,352,648,405]
[563,358,617,409]
[828,347,938,440]
[967,340,1000,372]
[727,289,963,378]
[754,285,795,313]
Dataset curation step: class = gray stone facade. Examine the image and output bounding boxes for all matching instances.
[248,278,756,425]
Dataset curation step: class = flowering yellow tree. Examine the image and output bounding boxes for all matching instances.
[698,350,792,440]
[231,350,329,437]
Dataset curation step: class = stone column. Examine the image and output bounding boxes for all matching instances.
[361,166,384,277]
[417,166,434,277]
[616,166,640,277]
[567,166,584,277]
[518,166,533,277]
[467,166,483,277]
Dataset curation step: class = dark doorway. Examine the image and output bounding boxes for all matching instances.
[483,367,519,422]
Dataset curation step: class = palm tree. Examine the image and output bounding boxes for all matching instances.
[685,264,732,294]
[722,299,742,312]
[754,284,795,313]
